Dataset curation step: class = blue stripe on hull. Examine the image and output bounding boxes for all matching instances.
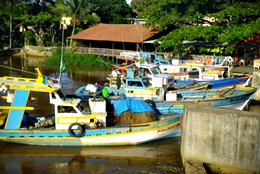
[5,90,30,129]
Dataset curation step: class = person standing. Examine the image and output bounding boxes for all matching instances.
[102,83,109,98]
[116,74,121,90]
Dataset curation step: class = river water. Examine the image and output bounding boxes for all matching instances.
[0,55,184,174]
[0,138,183,174]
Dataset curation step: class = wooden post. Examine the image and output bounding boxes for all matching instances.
[112,43,114,62]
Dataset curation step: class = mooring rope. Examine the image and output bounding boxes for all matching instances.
[0,64,36,75]
[0,64,58,80]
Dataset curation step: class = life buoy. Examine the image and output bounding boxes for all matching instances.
[68,123,85,137]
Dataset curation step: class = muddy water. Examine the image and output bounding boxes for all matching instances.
[0,55,184,174]
[0,138,184,174]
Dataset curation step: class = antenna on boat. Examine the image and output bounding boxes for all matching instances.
[58,17,71,87]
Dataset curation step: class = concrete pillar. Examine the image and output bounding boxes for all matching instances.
[181,104,260,174]
[252,71,260,101]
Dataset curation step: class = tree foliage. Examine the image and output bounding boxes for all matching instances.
[90,0,135,24]
[130,0,150,14]
[137,0,260,54]
[50,0,96,39]
[0,0,135,48]
[0,0,31,48]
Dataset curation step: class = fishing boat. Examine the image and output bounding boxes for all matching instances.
[75,74,256,111]
[106,73,256,110]
[0,69,181,146]
[110,79,256,110]
[174,76,251,89]
[164,86,257,110]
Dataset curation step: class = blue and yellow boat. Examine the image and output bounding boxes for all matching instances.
[0,69,181,146]
[164,85,257,110]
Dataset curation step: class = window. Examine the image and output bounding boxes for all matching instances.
[76,102,91,114]
[127,81,144,87]
[51,92,56,99]
[180,68,187,73]
[202,75,215,80]
[142,79,150,87]
[57,90,65,99]
[150,67,161,75]
[58,106,76,113]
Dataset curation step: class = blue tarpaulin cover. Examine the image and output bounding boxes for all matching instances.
[111,98,154,117]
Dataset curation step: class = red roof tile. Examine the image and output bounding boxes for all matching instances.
[69,24,158,43]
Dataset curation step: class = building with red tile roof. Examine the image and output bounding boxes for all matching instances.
[69,23,159,51]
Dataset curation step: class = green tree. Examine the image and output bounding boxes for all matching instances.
[51,0,97,41]
[131,0,150,14]
[0,0,27,48]
[90,0,135,24]
[17,11,59,46]
[138,0,260,54]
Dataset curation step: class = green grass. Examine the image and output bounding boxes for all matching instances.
[42,50,113,72]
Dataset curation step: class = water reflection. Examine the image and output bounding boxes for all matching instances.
[0,138,183,174]
[0,55,110,94]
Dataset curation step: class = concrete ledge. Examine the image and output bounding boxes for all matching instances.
[181,104,260,173]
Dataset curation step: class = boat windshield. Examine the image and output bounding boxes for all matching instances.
[142,78,151,87]
[150,67,161,75]
[53,89,65,99]
[159,60,171,65]
[76,101,91,114]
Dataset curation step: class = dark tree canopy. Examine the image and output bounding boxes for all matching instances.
[90,0,135,24]
[0,0,135,47]
[1,0,259,54]
[136,0,260,54]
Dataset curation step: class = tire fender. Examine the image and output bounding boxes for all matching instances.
[68,123,85,137]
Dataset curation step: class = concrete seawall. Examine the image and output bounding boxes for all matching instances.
[181,104,260,173]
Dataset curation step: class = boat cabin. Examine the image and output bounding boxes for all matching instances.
[0,74,107,132]
[123,77,164,101]
[159,63,224,81]
[49,89,107,130]
[114,63,174,88]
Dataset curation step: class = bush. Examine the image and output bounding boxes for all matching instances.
[42,50,113,72]
[24,30,36,46]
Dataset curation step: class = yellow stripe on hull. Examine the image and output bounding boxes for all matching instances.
[0,106,34,110]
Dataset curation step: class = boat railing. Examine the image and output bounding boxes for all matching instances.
[0,77,37,84]
[0,77,56,92]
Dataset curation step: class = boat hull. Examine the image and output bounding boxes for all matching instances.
[0,117,181,146]
[175,77,250,89]
[162,87,257,111]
